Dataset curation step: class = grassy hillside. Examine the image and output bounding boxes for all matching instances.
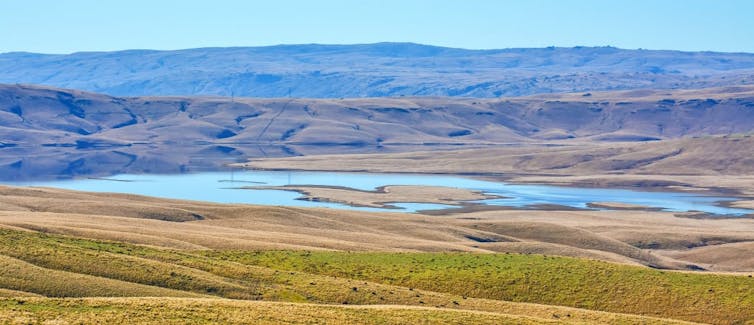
[0,255,203,298]
[0,298,627,325]
[0,228,750,324]
[2,184,754,272]
[212,251,754,324]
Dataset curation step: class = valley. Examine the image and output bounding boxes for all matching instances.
[0,186,753,324]
[2,52,754,325]
[3,1,754,323]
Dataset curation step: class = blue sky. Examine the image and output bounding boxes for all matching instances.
[2,0,753,54]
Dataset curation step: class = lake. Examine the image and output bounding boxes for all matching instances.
[8,170,753,216]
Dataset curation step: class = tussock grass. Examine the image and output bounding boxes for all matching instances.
[0,298,564,325]
[0,229,664,324]
[0,255,200,298]
[0,288,41,298]
[4,184,754,273]
[0,229,739,324]
[0,229,260,299]
[211,251,754,324]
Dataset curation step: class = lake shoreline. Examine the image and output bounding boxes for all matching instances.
[6,169,752,216]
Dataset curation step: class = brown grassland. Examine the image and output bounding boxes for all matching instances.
[0,298,688,325]
[0,182,753,324]
[2,85,754,323]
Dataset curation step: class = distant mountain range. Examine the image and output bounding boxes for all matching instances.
[1,43,753,98]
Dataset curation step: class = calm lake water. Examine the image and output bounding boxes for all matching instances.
[8,170,753,216]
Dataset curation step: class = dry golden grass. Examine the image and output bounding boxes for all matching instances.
[1,185,754,271]
[227,135,754,273]
[0,255,202,298]
[0,298,695,325]
[0,229,701,324]
[0,289,41,298]
[661,241,754,272]
[214,250,754,324]
[0,184,753,323]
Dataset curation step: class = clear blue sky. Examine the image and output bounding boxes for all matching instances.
[2,0,753,54]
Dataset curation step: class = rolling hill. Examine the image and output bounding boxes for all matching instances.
[3,46,754,323]
[0,187,753,324]
[243,135,754,176]
[2,83,754,180]
[3,83,754,149]
[1,43,754,98]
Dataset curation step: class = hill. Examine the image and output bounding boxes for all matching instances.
[2,83,754,148]
[1,43,754,98]
[243,135,754,176]
[0,218,750,324]
[1,298,629,325]
[2,185,753,272]
[3,83,754,180]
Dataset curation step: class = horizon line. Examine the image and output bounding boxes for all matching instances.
[4,42,754,56]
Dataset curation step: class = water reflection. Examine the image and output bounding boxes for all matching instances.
[0,144,430,182]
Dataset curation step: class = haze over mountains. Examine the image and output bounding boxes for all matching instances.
[2,43,754,98]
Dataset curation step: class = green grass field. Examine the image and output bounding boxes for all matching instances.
[209,250,754,324]
[0,228,751,324]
